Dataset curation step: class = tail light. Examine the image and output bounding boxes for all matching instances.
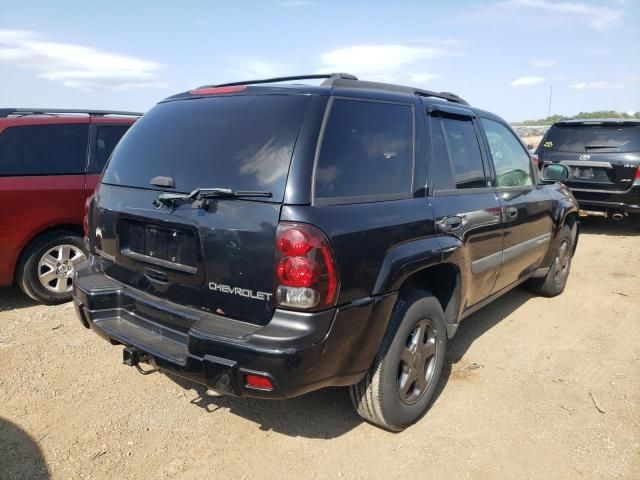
[532,154,540,169]
[83,195,93,239]
[275,222,338,309]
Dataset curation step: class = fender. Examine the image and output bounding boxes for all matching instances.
[372,236,444,295]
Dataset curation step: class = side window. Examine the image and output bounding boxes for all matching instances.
[481,118,533,188]
[90,125,130,173]
[314,98,414,200]
[429,116,455,191]
[441,116,486,189]
[0,124,89,176]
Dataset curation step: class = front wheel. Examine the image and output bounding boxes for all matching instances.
[526,225,574,297]
[16,232,87,304]
[349,290,447,431]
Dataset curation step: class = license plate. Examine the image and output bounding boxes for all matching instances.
[573,167,594,180]
[125,220,197,269]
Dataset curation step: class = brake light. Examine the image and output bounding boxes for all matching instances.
[636,165,640,179]
[189,85,247,95]
[83,194,93,239]
[275,222,338,309]
[532,154,540,168]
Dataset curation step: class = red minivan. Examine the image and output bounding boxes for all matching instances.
[0,108,139,303]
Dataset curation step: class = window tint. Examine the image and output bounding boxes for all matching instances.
[429,116,455,191]
[441,117,486,189]
[314,99,414,200]
[91,125,130,173]
[539,123,640,154]
[0,124,88,176]
[102,95,309,202]
[481,118,533,188]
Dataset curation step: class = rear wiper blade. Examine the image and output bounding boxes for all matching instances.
[584,144,617,150]
[153,187,272,207]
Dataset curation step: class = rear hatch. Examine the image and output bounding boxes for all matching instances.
[537,121,640,191]
[93,92,312,325]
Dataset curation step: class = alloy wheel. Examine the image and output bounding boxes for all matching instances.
[397,318,439,405]
[37,244,86,293]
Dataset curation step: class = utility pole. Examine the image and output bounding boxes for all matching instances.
[547,85,553,121]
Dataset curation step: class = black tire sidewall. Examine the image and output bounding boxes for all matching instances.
[549,226,573,292]
[18,233,86,304]
[378,294,447,429]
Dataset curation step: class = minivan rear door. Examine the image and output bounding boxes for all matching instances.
[93,93,313,325]
[537,121,640,192]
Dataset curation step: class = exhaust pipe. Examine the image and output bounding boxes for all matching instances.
[611,213,624,221]
[579,209,607,218]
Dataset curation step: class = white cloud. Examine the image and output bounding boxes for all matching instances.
[0,29,163,90]
[408,72,442,84]
[569,75,640,90]
[278,0,317,6]
[502,0,622,31]
[510,76,547,87]
[317,44,451,84]
[531,59,555,68]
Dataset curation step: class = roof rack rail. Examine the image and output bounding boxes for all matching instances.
[201,73,358,89]
[0,108,143,118]
[321,78,469,106]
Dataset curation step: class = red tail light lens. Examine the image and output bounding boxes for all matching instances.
[636,166,640,179]
[83,194,94,239]
[189,85,247,95]
[275,222,338,309]
[244,374,273,391]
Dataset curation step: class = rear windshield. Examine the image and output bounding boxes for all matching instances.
[102,95,310,201]
[540,123,640,154]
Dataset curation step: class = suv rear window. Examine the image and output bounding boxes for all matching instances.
[101,95,310,202]
[540,123,640,154]
[314,99,414,201]
[0,124,89,176]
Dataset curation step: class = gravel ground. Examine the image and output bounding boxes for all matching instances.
[1,217,639,480]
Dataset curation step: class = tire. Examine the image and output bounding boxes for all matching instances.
[349,290,447,431]
[16,232,87,304]
[526,225,574,297]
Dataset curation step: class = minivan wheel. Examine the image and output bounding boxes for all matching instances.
[526,225,573,297]
[16,232,87,304]
[349,290,447,431]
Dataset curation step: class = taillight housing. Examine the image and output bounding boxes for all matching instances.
[275,222,338,310]
[635,165,640,182]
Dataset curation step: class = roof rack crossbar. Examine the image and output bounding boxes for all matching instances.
[204,73,358,89]
[0,108,143,118]
[321,78,469,105]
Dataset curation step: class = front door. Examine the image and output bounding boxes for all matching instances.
[479,117,554,292]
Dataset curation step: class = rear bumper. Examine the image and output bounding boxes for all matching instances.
[73,259,396,398]
[571,184,640,213]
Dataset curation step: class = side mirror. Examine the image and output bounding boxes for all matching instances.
[541,163,569,183]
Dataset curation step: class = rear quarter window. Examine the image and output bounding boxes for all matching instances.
[314,98,414,202]
[0,124,89,176]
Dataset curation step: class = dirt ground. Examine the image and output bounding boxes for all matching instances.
[1,217,639,480]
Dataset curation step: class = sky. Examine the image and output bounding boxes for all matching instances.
[0,0,639,122]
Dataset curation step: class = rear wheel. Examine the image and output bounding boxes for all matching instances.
[526,225,573,297]
[349,290,447,431]
[16,232,87,304]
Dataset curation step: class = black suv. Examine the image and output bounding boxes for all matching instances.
[536,118,640,220]
[74,73,579,431]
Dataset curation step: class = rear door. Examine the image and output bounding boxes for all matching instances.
[426,105,504,309]
[93,94,312,325]
[480,117,553,291]
[537,122,640,192]
[0,119,89,282]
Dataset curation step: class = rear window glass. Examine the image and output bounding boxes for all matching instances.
[0,124,88,176]
[102,95,310,201]
[314,99,414,201]
[540,124,640,153]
